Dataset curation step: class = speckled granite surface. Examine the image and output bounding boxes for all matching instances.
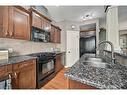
[65,54,127,89]
[0,55,37,67]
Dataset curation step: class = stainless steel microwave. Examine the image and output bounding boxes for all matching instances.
[31,27,50,42]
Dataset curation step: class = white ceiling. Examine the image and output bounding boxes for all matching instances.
[46,6,106,22]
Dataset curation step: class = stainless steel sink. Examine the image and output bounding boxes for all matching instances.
[83,57,111,68]
[87,58,103,62]
[83,61,110,68]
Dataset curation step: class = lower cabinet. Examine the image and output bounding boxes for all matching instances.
[55,54,64,73]
[68,79,97,89]
[0,59,36,89]
[11,59,36,89]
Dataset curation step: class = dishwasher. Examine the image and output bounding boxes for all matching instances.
[0,74,12,89]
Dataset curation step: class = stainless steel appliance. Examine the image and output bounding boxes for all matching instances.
[29,52,56,88]
[80,36,96,57]
[31,27,50,42]
[0,74,12,89]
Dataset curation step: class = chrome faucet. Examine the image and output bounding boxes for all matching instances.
[97,41,115,64]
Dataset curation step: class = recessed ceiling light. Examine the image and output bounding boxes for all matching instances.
[82,13,94,21]
[71,25,75,29]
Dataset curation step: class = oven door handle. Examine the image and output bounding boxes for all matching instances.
[38,59,55,64]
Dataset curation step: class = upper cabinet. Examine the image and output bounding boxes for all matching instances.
[0,6,9,37]
[11,7,30,40]
[0,6,61,43]
[51,24,61,43]
[30,8,51,32]
[32,12,42,29]
[0,6,31,40]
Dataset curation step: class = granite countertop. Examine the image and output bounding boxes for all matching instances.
[0,51,65,67]
[65,54,127,89]
[0,55,37,67]
[54,51,66,55]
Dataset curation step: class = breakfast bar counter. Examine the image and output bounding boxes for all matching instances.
[65,54,127,89]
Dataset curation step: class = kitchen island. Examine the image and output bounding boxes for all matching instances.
[65,54,127,89]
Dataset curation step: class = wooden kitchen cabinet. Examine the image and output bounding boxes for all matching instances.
[0,6,31,40]
[0,59,36,89]
[43,18,51,32]
[50,24,55,42]
[55,54,64,73]
[12,59,36,89]
[30,8,51,31]
[68,79,97,89]
[10,7,30,40]
[51,24,61,43]
[0,6,9,38]
[56,28,61,43]
[32,12,42,29]
[0,65,7,78]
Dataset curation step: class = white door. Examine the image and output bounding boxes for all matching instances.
[66,30,79,67]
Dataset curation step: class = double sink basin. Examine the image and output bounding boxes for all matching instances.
[82,57,112,69]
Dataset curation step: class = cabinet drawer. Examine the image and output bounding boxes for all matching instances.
[12,59,35,70]
[12,63,19,71]
[0,66,7,78]
[7,64,12,73]
[18,60,35,69]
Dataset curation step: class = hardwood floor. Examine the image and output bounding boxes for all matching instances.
[42,68,69,89]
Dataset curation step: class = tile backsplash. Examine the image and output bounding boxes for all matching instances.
[0,38,61,56]
[103,50,127,65]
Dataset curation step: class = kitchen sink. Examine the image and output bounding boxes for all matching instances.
[86,57,103,62]
[83,57,111,68]
[82,61,111,68]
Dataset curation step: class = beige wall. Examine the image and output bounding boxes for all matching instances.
[0,38,61,56]
[56,19,100,52]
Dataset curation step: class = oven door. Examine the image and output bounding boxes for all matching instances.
[38,59,55,80]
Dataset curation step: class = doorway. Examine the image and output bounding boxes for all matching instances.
[79,23,96,57]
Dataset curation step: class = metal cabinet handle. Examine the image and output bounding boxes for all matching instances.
[10,32,13,37]
[8,74,11,79]
[5,30,8,36]
[14,72,17,77]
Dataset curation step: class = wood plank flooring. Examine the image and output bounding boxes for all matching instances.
[42,68,69,89]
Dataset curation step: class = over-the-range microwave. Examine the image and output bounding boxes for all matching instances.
[31,26,50,43]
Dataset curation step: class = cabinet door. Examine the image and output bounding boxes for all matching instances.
[32,12,42,29]
[55,55,64,73]
[0,6,9,37]
[0,66,7,78]
[12,7,30,40]
[57,29,61,43]
[50,25,55,42]
[43,19,51,32]
[41,17,44,29]
[54,28,58,43]
[12,60,36,89]
[17,65,36,89]
[47,20,51,32]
